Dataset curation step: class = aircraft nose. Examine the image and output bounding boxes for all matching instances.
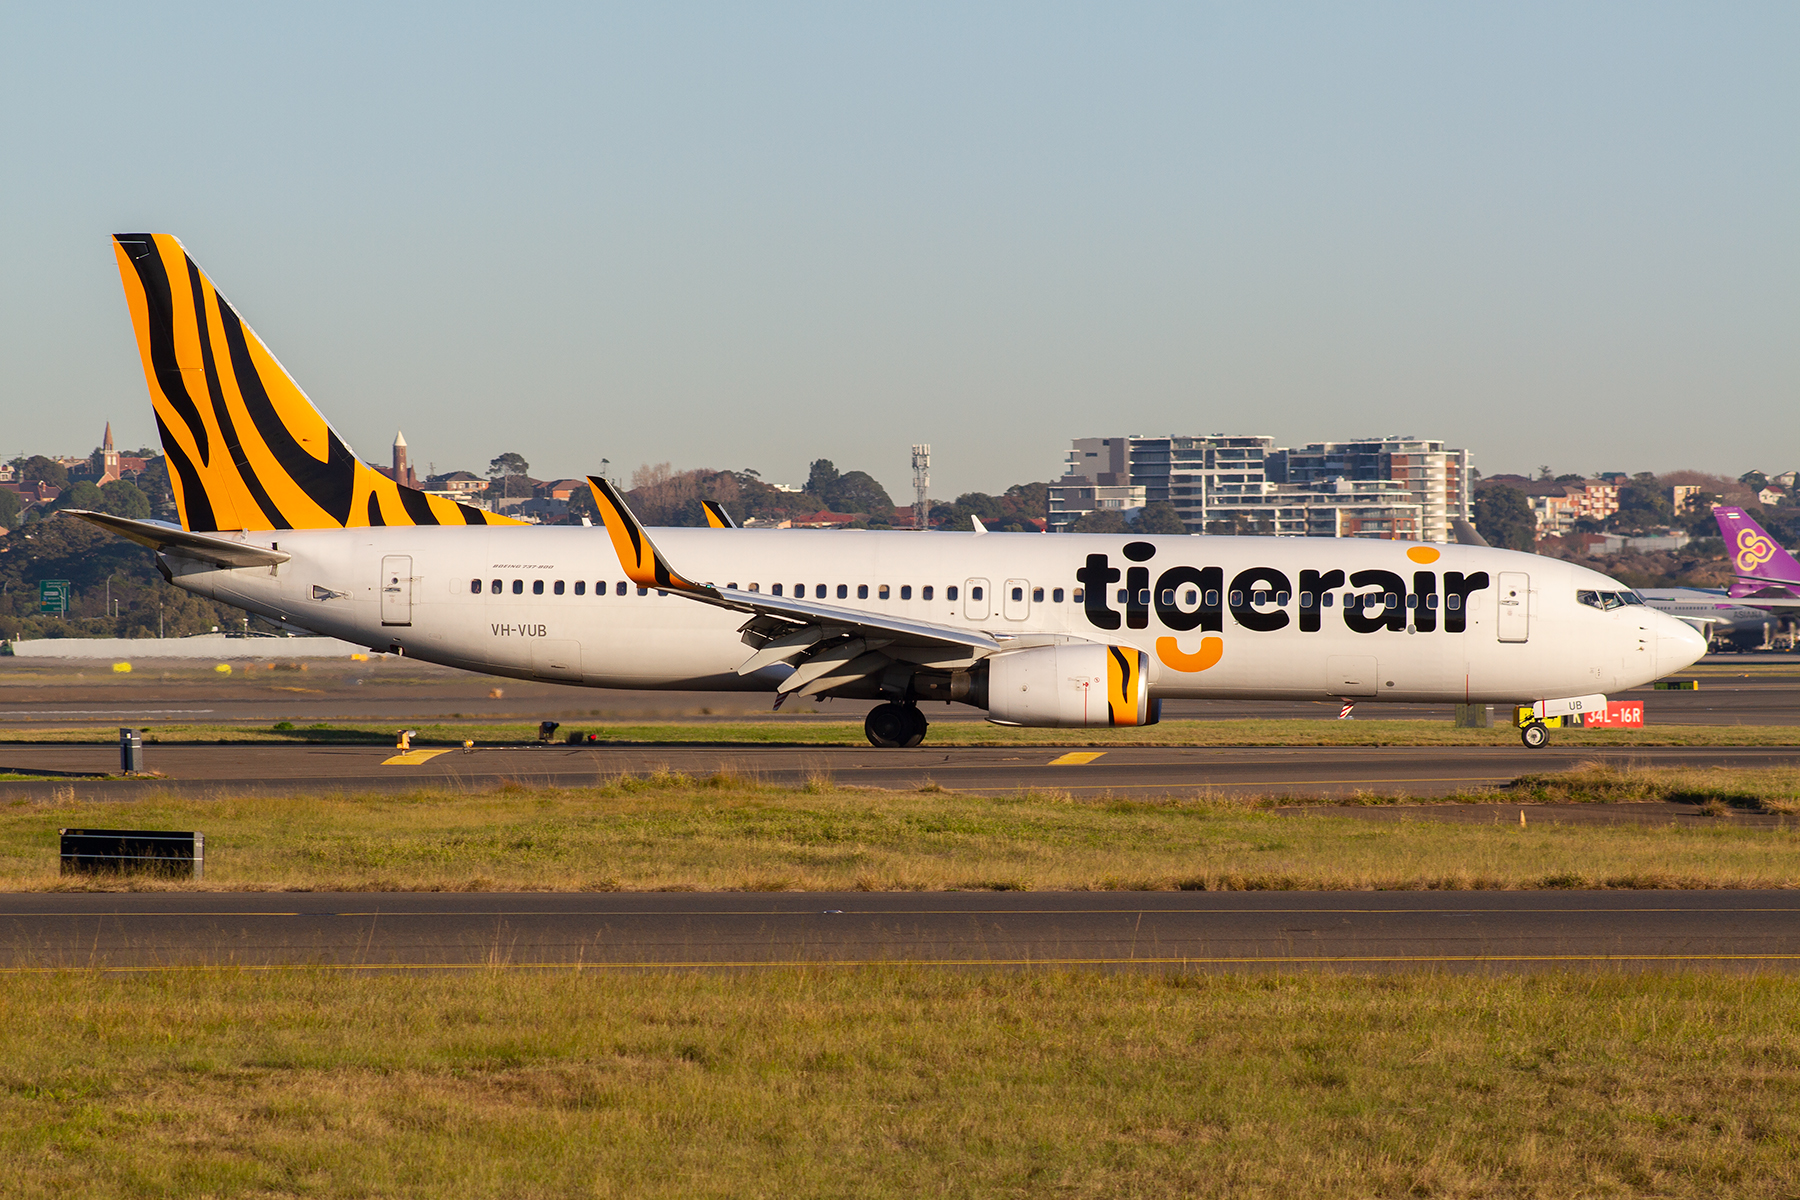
[1652,609,1707,676]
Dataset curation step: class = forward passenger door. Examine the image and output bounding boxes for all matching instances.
[1497,572,1529,643]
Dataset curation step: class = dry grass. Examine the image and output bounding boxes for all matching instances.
[2,968,1798,1197]
[2,768,1796,893]
[6,716,1800,748]
[1502,762,1800,814]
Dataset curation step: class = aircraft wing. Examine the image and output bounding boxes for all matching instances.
[586,476,1004,698]
[62,510,291,569]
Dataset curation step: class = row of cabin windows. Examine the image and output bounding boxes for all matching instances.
[473,579,641,596]
[467,579,1079,603]
[1121,589,1460,611]
[467,579,1464,613]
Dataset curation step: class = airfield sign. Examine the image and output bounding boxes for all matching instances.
[39,580,70,616]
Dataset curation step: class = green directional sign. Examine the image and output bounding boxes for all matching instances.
[39,580,70,616]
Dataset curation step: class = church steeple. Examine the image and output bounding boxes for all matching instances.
[392,430,415,489]
[100,421,120,484]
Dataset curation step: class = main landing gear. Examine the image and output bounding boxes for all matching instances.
[1520,721,1550,749]
[865,702,929,748]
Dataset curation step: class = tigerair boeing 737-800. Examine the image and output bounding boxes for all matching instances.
[71,234,1707,748]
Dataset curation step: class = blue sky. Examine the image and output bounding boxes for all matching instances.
[1,3,1794,498]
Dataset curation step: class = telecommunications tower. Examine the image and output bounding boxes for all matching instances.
[910,444,930,530]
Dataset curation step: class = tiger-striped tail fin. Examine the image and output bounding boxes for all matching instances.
[111,233,521,532]
[701,500,738,529]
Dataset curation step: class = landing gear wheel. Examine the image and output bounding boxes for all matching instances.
[865,702,927,748]
[1520,721,1550,749]
[864,704,907,747]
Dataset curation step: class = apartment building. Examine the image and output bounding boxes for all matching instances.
[1050,434,1467,539]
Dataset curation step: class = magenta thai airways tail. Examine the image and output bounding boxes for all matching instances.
[1713,507,1800,598]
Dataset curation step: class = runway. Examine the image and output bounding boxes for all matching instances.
[4,891,1796,972]
[2,653,1797,727]
[5,741,1800,801]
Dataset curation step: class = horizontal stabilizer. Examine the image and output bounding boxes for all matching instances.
[63,510,290,568]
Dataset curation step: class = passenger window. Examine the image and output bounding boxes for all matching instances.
[1252,590,1267,605]
[491,579,502,594]
[1032,587,1043,602]
[816,584,825,597]
[749,583,759,593]
[837,584,848,599]
[512,580,523,595]
[1139,590,1150,605]
[795,584,805,597]
[1073,588,1084,602]
[1384,593,1397,609]
[638,587,648,596]
[1052,588,1064,603]
[1299,592,1313,608]
[1230,591,1243,606]
[900,585,911,600]
[1117,589,1129,603]
[1276,591,1290,606]
[1184,590,1197,606]
[1342,593,1355,607]
[1204,590,1218,607]
[1426,594,1438,609]
[971,586,982,601]
[469,579,481,594]
[772,584,783,597]
[947,586,959,601]
[533,580,545,595]
[1012,587,1023,602]
[575,581,586,595]
[878,585,889,600]
[858,584,869,599]
[1322,593,1334,607]
[1447,595,1461,611]
[923,586,934,601]
[1405,594,1416,608]
[554,581,565,596]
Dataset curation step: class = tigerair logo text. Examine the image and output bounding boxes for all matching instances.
[1735,530,1778,574]
[1076,542,1488,674]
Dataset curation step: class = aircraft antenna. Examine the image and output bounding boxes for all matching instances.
[911,444,930,530]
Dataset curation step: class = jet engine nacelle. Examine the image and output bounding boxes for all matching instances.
[983,643,1158,728]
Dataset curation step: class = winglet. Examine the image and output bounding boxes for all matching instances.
[702,500,738,529]
[586,476,717,595]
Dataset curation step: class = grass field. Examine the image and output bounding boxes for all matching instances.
[5,765,1796,892]
[3,968,1797,1198]
[6,716,1800,748]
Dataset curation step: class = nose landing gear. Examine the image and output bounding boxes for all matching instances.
[865,702,929,748]
[1520,721,1550,749]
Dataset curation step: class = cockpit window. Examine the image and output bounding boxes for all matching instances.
[1577,589,1633,611]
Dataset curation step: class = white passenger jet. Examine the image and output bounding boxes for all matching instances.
[73,234,1706,749]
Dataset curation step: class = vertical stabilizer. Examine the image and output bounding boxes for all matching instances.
[111,234,520,532]
[1713,507,1800,596]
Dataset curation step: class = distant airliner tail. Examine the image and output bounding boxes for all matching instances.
[111,233,520,532]
[1713,506,1800,598]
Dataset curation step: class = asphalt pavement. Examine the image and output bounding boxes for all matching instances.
[5,741,1800,803]
[4,890,1795,972]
